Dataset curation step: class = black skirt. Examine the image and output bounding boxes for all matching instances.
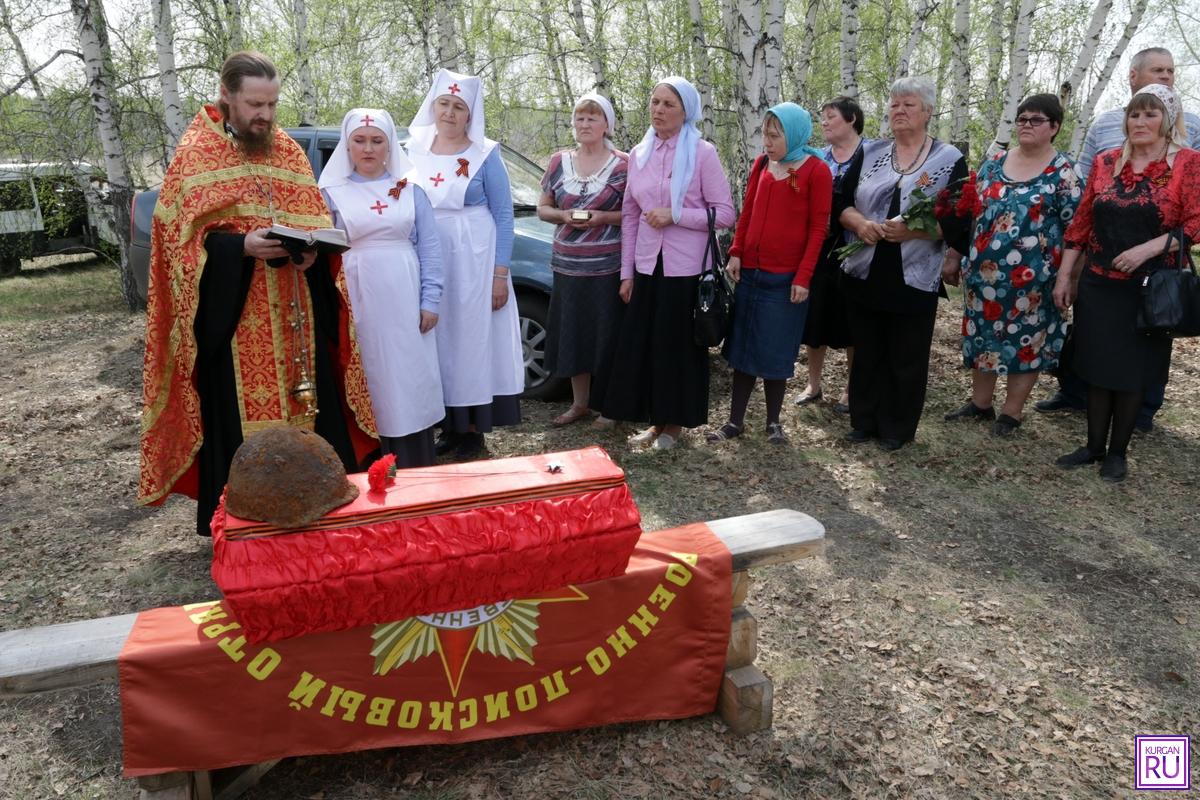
[600,257,709,428]
[801,252,852,349]
[546,271,624,400]
[1073,270,1171,393]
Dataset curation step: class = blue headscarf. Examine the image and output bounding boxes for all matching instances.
[767,102,824,162]
[633,76,702,223]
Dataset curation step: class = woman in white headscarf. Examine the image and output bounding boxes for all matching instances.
[406,69,523,460]
[318,108,444,467]
[600,76,735,451]
[536,92,628,429]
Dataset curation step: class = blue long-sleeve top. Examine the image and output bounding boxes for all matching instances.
[462,147,515,267]
[323,171,443,314]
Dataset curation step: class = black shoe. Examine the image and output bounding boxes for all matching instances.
[878,438,906,451]
[434,429,461,456]
[944,402,995,421]
[454,432,486,459]
[1134,420,1154,434]
[992,414,1022,437]
[844,429,873,443]
[832,402,850,414]
[765,422,787,445]
[1099,453,1127,482]
[1055,446,1105,468]
[1034,393,1083,413]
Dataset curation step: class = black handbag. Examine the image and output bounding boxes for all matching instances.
[693,206,735,347]
[1136,229,1200,337]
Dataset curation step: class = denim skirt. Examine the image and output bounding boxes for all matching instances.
[721,268,808,380]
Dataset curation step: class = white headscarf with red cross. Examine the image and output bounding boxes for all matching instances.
[407,69,488,153]
[318,108,414,189]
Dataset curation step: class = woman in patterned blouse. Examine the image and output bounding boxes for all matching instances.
[1052,85,1200,482]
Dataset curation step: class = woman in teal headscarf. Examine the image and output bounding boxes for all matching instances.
[707,102,834,446]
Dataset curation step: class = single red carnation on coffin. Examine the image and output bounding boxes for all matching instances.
[210,447,644,643]
[367,454,396,492]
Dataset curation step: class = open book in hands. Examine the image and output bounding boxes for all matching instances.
[264,224,350,267]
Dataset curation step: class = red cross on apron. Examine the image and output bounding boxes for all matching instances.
[369,200,388,215]
[429,173,445,187]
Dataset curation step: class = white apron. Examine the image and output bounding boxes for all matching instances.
[408,144,524,406]
[324,177,444,437]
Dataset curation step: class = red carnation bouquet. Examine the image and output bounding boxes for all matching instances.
[935,171,982,221]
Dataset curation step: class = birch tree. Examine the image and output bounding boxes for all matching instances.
[722,0,785,173]
[686,0,716,140]
[152,0,186,156]
[791,0,820,105]
[949,0,970,146]
[435,0,458,69]
[896,0,939,77]
[1059,0,1113,108]
[840,0,861,98]
[1069,0,1149,154]
[989,0,1037,153]
[69,0,136,307]
[224,0,243,52]
[291,0,317,125]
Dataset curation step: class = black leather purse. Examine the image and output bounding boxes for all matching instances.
[693,205,735,347]
[1136,229,1200,338]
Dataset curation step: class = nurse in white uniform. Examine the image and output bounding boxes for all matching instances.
[406,69,524,460]
[319,108,445,466]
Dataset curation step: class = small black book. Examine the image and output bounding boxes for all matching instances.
[264,224,350,267]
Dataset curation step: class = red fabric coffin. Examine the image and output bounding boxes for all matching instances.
[211,447,642,643]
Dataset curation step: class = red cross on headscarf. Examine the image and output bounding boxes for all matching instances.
[448,83,461,95]
[429,173,445,187]
[370,200,388,215]
[360,114,374,127]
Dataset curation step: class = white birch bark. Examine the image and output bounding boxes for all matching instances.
[897,0,939,77]
[69,0,136,308]
[791,0,820,104]
[291,0,317,125]
[989,0,1037,154]
[435,0,458,70]
[569,0,607,95]
[722,0,784,200]
[840,0,860,98]
[1070,0,1148,154]
[1059,0,1113,107]
[688,0,716,140]
[223,0,242,53]
[152,0,186,156]
[534,0,573,125]
[949,0,971,145]
[983,0,1008,131]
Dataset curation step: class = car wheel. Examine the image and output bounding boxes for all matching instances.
[516,292,566,401]
[0,255,19,277]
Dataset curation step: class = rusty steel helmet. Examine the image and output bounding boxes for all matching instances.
[225,426,359,528]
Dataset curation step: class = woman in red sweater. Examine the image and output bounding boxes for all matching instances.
[708,103,832,444]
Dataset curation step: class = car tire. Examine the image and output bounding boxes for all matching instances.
[516,292,566,401]
[0,254,19,277]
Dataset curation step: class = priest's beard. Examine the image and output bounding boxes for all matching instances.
[221,102,275,158]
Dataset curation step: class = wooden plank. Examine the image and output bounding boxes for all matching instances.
[730,571,751,606]
[706,509,825,572]
[725,606,757,669]
[192,770,213,800]
[0,612,137,696]
[0,510,824,697]
[137,771,193,799]
[716,664,773,735]
[213,759,282,800]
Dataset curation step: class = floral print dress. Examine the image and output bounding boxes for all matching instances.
[962,151,1082,374]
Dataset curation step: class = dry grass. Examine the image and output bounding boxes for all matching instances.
[2,260,1199,798]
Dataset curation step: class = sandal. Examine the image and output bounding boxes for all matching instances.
[794,389,823,406]
[705,422,743,442]
[766,422,787,445]
[552,405,591,427]
[628,427,659,446]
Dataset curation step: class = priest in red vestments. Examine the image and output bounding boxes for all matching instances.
[139,51,377,535]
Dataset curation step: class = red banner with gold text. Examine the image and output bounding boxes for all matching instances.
[119,523,731,776]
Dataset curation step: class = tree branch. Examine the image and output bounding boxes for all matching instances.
[0,49,83,100]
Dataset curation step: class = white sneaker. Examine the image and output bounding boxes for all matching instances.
[628,427,658,446]
[651,432,677,451]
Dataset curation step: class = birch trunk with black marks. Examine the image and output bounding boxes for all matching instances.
[435,0,458,70]
[791,0,820,104]
[1059,0,1112,108]
[1069,0,1148,155]
[949,0,971,147]
[880,0,939,137]
[989,0,1036,154]
[70,0,136,308]
[840,0,861,98]
[687,0,716,140]
[152,0,186,157]
[223,0,242,53]
[291,0,317,126]
[982,0,1008,131]
[723,0,785,183]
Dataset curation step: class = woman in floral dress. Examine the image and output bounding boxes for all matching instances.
[945,94,1082,436]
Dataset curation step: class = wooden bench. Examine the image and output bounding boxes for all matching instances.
[0,508,824,799]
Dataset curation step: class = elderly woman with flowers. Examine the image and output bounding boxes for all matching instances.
[944,93,1082,437]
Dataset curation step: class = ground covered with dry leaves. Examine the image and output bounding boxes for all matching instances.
[2,258,1199,798]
